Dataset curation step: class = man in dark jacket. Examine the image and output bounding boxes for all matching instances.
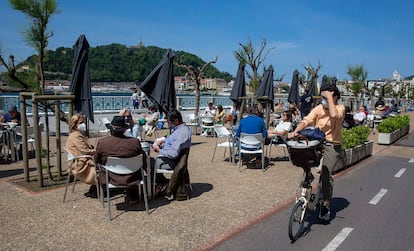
[95,116,147,195]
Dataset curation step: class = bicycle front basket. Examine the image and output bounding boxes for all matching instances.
[286,139,323,167]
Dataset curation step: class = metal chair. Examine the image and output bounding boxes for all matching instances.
[211,126,235,163]
[100,155,149,221]
[268,135,289,160]
[153,148,192,200]
[62,147,99,203]
[97,117,110,137]
[200,116,216,137]
[184,113,200,135]
[238,133,265,172]
[13,126,35,161]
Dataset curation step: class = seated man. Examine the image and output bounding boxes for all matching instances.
[353,106,367,126]
[153,109,192,200]
[95,116,147,201]
[236,104,268,164]
[4,104,23,125]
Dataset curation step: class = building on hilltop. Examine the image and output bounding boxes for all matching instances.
[129,37,144,49]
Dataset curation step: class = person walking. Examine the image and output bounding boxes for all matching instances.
[130,90,139,109]
[298,88,313,119]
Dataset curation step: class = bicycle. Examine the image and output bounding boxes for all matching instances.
[286,137,333,242]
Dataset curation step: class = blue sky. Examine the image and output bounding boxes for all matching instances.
[1,0,413,82]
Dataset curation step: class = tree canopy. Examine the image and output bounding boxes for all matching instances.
[16,44,233,83]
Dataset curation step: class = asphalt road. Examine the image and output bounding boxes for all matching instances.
[213,154,414,251]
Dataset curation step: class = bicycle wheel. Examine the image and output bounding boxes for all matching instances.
[288,200,306,242]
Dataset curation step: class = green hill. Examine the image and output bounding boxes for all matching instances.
[22,43,233,82]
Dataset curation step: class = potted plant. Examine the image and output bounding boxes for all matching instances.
[341,126,372,167]
[377,115,410,145]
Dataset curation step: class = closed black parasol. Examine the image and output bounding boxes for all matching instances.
[288,69,300,105]
[69,34,94,123]
[308,75,317,97]
[139,49,176,115]
[256,65,274,106]
[256,65,274,126]
[229,62,246,109]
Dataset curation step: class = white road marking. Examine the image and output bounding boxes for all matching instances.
[322,227,353,251]
[394,168,406,178]
[369,188,388,205]
[409,158,414,163]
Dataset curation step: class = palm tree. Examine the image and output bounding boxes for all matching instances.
[346,64,368,109]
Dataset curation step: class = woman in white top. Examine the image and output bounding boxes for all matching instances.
[267,110,293,140]
[353,106,367,125]
[119,108,140,138]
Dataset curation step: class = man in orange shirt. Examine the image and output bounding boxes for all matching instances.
[289,83,345,221]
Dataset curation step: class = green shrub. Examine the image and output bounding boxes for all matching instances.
[342,126,371,150]
[377,115,410,133]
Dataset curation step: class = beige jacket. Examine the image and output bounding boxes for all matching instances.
[65,130,96,185]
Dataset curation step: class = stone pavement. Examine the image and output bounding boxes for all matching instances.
[0,112,413,250]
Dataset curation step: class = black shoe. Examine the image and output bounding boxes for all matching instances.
[84,191,98,199]
[84,185,98,198]
[319,205,330,221]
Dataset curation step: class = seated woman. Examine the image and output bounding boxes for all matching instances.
[267,110,293,143]
[353,106,366,126]
[143,105,160,137]
[288,103,301,129]
[65,114,97,198]
[214,105,226,124]
[119,108,140,138]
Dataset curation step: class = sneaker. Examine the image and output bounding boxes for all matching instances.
[319,205,330,221]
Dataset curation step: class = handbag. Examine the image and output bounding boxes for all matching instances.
[297,127,325,141]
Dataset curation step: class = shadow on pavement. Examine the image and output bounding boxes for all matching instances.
[393,133,414,147]
[0,167,37,179]
[302,197,350,237]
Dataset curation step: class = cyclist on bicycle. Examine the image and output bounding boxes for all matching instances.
[288,83,345,220]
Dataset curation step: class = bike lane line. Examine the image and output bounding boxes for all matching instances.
[369,188,388,205]
[394,168,406,178]
[322,227,353,251]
